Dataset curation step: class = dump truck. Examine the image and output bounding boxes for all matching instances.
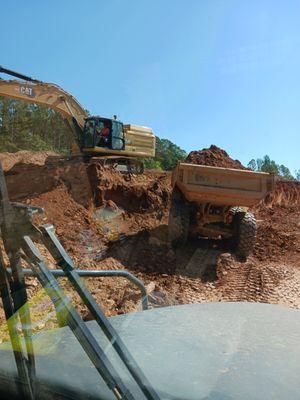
[168,162,275,260]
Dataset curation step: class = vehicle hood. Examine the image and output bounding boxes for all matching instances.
[0,302,299,399]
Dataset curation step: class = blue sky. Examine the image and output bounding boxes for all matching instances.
[1,0,300,173]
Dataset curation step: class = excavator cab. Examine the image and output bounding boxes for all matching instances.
[83,117,125,151]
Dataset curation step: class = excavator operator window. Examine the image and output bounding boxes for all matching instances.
[111,120,125,150]
[84,118,124,151]
[94,119,112,148]
[83,120,96,147]
[83,119,111,148]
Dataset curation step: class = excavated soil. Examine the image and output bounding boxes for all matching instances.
[185,144,248,169]
[0,149,300,336]
[0,150,57,171]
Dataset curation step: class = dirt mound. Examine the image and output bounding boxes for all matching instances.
[252,179,300,262]
[253,201,300,262]
[30,184,104,260]
[185,145,247,169]
[0,150,57,171]
[4,158,171,258]
[87,163,170,213]
[254,223,299,262]
[261,179,300,208]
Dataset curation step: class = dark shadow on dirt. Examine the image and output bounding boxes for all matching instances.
[105,225,233,281]
[105,225,175,274]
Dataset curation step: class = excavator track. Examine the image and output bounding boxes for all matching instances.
[44,154,145,174]
[91,156,144,174]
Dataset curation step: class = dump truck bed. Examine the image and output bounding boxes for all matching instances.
[172,162,275,207]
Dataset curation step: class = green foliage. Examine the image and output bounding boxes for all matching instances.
[248,155,295,180]
[144,137,187,171]
[295,170,300,181]
[278,164,294,180]
[247,159,257,171]
[142,158,163,170]
[0,97,73,153]
[257,155,280,174]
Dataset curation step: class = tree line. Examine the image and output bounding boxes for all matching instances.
[0,97,299,180]
[248,155,300,181]
[0,98,73,153]
[143,137,187,170]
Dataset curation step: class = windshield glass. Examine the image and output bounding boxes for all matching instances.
[0,2,300,400]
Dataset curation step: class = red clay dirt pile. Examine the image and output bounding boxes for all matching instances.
[0,150,57,171]
[185,144,247,169]
[3,155,171,261]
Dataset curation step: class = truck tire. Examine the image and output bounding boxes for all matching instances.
[230,208,257,261]
[168,189,190,247]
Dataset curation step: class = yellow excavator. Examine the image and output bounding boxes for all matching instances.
[0,66,155,172]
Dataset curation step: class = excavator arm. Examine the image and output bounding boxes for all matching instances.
[0,66,88,148]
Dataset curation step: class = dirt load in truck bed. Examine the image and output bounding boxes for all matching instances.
[185,144,248,169]
[0,149,299,337]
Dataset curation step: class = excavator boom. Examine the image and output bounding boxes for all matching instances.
[0,68,88,130]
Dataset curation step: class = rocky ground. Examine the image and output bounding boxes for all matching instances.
[0,147,299,337]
